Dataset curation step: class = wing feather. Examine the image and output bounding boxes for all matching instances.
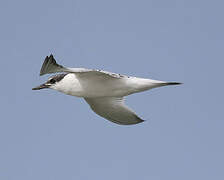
[39,54,126,79]
[84,97,144,125]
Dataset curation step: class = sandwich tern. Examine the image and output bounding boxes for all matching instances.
[33,55,181,125]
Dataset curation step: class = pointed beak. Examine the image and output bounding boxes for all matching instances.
[32,83,50,90]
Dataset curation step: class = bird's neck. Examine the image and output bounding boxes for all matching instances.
[52,73,84,97]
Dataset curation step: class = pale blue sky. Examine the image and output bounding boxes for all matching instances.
[1,0,224,179]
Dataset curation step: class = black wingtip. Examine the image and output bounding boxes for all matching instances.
[139,119,145,123]
[39,54,55,76]
[135,117,146,124]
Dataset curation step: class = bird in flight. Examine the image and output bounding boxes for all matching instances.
[33,55,181,125]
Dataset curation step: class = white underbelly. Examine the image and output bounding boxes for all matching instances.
[74,80,132,97]
[55,73,163,98]
[70,77,159,98]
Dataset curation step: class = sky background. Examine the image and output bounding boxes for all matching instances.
[1,0,224,179]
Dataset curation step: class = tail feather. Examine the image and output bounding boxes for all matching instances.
[165,82,182,85]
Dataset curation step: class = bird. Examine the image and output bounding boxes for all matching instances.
[33,54,181,125]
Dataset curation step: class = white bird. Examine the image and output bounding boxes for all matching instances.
[33,54,181,125]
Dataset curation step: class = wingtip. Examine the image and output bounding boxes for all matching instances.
[139,119,146,124]
[39,72,45,76]
[135,117,146,124]
[39,56,49,76]
[39,54,53,76]
[39,54,65,76]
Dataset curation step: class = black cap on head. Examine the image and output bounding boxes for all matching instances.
[47,73,68,83]
[32,73,68,90]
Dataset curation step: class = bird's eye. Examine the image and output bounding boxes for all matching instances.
[49,79,56,84]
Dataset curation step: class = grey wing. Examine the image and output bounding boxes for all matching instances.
[84,97,144,125]
[39,54,126,79]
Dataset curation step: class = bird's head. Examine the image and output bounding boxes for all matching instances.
[32,73,68,91]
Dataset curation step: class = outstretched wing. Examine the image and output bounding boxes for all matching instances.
[84,97,144,125]
[39,54,126,79]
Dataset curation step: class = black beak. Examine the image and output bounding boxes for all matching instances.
[32,83,50,90]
